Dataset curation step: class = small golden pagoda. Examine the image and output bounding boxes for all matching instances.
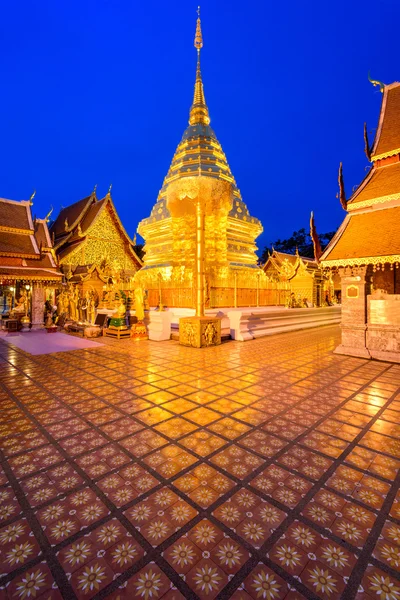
[263,249,328,307]
[135,11,270,309]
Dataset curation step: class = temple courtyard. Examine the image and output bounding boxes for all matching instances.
[0,325,399,600]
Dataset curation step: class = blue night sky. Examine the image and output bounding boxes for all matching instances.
[1,0,398,254]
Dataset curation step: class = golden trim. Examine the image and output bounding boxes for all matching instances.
[348,192,400,210]
[0,226,34,235]
[322,254,400,268]
[372,147,400,161]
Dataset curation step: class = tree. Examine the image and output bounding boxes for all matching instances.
[260,228,335,263]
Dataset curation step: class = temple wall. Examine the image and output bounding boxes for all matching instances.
[372,266,395,294]
[335,266,371,358]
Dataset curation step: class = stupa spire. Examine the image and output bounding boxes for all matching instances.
[189,7,210,126]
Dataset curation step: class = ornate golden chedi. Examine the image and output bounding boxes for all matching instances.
[135,12,278,308]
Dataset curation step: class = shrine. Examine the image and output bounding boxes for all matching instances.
[263,249,338,307]
[50,187,142,323]
[321,79,400,362]
[134,12,286,310]
[0,196,62,329]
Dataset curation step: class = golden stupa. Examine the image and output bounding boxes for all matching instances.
[135,11,274,309]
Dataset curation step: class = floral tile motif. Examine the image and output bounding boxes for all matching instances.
[177,464,235,509]
[0,518,41,575]
[118,429,167,457]
[107,563,173,600]
[6,562,58,599]
[59,430,108,457]
[208,417,252,440]
[241,563,289,600]
[302,559,346,599]
[154,417,198,439]
[36,488,109,546]
[239,431,287,458]
[99,417,144,440]
[358,565,400,600]
[0,486,22,523]
[124,488,197,546]
[97,464,158,508]
[1,323,400,599]
[179,430,227,457]
[143,445,198,477]
[373,521,400,571]
[211,446,263,479]
[183,407,222,426]
[186,557,228,599]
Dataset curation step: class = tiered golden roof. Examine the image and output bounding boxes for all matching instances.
[51,190,142,273]
[322,80,400,268]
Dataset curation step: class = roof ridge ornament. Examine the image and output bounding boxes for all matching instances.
[368,72,385,93]
[45,205,54,222]
[30,190,36,204]
[337,162,347,211]
[364,122,371,161]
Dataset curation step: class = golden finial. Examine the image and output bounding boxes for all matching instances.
[30,190,36,203]
[93,184,97,196]
[368,72,385,93]
[45,205,53,222]
[194,6,203,50]
[133,233,137,245]
[189,8,210,126]
[64,218,69,231]
[108,183,112,195]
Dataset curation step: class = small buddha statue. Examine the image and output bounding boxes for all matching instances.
[109,298,127,329]
[134,287,145,322]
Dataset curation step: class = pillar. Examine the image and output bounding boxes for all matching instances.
[31,284,45,329]
[195,200,205,317]
[334,266,371,358]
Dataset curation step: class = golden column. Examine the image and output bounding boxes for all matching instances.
[177,8,221,347]
[195,195,205,317]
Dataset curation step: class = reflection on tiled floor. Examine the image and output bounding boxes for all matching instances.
[0,325,399,599]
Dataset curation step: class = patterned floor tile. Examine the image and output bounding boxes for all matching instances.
[0,326,399,598]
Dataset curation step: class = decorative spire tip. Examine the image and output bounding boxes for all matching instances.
[194,6,203,50]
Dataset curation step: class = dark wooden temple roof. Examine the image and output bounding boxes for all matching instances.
[0,197,62,281]
[0,198,33,231]
[322,205,400,266]
[371,82,400,160]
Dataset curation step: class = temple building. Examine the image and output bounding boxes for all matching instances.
[263,249,331,307]
[51,188,142,319]
[321,80,400,362]
[135,13,284,309]
[0,196,62,327]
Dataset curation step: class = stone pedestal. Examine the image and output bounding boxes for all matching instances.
[179,316,221,348]
[31,285,45,329]
[131,321,148,340]
[148,311,172,341]
[334,267,371,359]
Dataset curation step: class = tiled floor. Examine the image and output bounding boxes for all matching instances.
[0,325,399,599]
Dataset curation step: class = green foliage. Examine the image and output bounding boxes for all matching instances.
[261,228,335,263]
